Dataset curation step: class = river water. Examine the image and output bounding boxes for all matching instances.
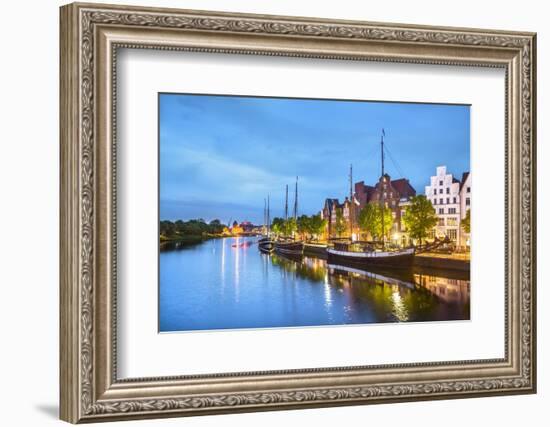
[159,236,470,332]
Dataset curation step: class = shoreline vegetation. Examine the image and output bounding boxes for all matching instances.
[160,218,227,246]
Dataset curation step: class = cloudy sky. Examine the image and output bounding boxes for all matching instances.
[159,93,470,224]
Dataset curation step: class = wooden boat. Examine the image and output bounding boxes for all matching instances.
[258,236,275,253]
[274,240,304,257]
[327,129,415,269]
[257,196,275,253]
[327,241,414,269]
[303,242,328,258]
[414,236,451,254]
[271,178,304,257]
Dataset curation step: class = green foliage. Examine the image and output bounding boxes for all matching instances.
[295,214,327,240]
[334,207,346,237]
[402,195,438,244]
[461,208,471,234]
[271,217,285,235]
[270,216,298,237]
[159,218,225,238]
[207,219,225,234]
[297,215,310,237]
[309,214,328,239]
[358,203,392,240]
[160,220,175,237]
[282,217,297,236]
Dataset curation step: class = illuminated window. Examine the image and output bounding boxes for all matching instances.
[447,217,458,226]
[448,229,458,241]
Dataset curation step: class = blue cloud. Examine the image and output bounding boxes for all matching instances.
[160,94,470,224]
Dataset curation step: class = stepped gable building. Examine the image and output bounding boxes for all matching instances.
[321,198,340,238]
[355,174,417,235]
[425,165,470,248]
[459,171,471,247]
[322,174,416,241]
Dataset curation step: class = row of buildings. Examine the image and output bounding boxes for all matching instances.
[320,166,471,249]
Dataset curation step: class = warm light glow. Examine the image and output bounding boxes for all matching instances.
[392,232,400,241]
[231,225,244,235]
[391,290,409,322]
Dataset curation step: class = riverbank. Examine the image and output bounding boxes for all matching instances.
[160,234,206,245]
[414,252,470,272]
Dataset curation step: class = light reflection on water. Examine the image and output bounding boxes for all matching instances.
[159,236,470,332]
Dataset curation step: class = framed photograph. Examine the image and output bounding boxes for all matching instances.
[60,2,537,423]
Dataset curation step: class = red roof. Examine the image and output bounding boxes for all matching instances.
[390,178,416,198]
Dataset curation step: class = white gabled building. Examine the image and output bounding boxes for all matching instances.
[424,166,464,246]
[459,172,471,248]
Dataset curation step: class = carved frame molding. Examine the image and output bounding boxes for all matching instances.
[60,2,536,423]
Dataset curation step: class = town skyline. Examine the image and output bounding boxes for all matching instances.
[160,93,470,224]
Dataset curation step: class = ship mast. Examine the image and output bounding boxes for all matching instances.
[380,129,386,248]
[267,195,271,236]
[284,184,288,222]
[293,176,298,221]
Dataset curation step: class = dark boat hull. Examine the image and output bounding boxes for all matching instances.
[274,241,304,257]
[303,243,328,258]
[327,247,414,269]
[258,236,275,253]
[258,242,274,253]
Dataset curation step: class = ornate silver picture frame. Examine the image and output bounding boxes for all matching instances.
[60,2,536,423]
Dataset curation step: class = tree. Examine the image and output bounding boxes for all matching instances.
[297,215,311,239]
[402,195,438,245]
[358,203,392,241]
[208,219,224,234]
[282,217,297,237]
[160,220,175,237]
[271,217,285,235]
[309,214,328,240]
[461,208,471,234]
[334,207,346,237]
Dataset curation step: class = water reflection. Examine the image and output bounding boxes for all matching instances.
[159,237,470,332]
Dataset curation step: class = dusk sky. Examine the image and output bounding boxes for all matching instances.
[159,93,470,224]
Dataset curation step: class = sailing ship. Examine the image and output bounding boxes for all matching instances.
[303,242,328,258]
[274,177,304,257]
[327,129,415,269]
[258,196,275,253]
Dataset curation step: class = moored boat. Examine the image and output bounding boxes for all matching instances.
[303,242,328,258]
[258,236,275,253]
[327,128,415,269]
[274,240,304,257]
[327,241,414,269]
[258,196,275,253]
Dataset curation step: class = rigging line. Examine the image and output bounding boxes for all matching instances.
[356,143,379,178]
[384,144,407,179]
